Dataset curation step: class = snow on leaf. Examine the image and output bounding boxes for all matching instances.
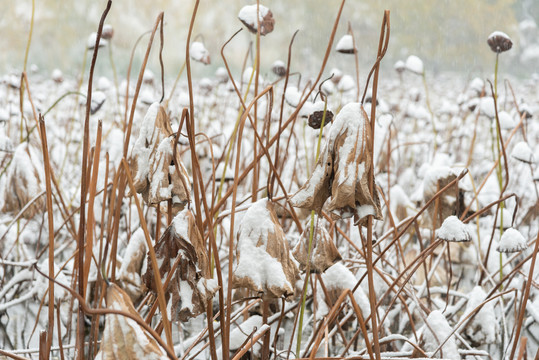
[290,102,383,226]
[118,228,149,301]
[419,310,459,360]
[233,198,299,299]
[320,262,370,319]
[143,209,215,321]
[2,142,45,219]
[462,286,498,345]
[511,141,534,163]
[94,284,168,360]
[292,217,341,273]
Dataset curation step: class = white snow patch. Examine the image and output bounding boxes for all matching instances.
[436,216,471,242]
[405,55,424,74]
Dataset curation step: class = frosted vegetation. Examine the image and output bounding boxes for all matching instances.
[0,1,538,360]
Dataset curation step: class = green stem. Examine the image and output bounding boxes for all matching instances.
[296,100,328,358]
[493,52,505,285]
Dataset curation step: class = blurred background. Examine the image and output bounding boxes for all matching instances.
[1,0,538,80]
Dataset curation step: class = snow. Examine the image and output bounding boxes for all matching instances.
[436,215,471,242]
[488,31,511,42]
[229,315,263,350]
[498,110,515,129]
[496,227,527,253]
[479,97,495,118]
[405,55,424,74]
[463,286,498,344]
[511,141,534,163]
[190,41,210,64]
[238,4,270,27]
[234,198,293,293]
[422,310,459,359]
[336,34,354,53]
[337,75,355,92]
[321,263,371,319]
[87,32,107,49]
[285,86,301,107]
[394,60,405,72]
[51,68,63,82]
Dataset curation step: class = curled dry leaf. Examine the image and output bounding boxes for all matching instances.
[233,198,300,300]
[238,4,275,36]
[143,209,217,322]
[422,166,461,228]
[131,103,173,193]
[130,102,190,214]
[147,136,190,214]
[94,284,168,360]
[118,229,148,302]
[290,103,382,226]
[293,217,341,273]
[2,142,45,219]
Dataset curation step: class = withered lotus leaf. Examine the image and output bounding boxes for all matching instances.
[143,209,217,321]
[2,142,45,219]
[290,103,382,226]
[233,198,299,300]
[94,284,168,360]
[293,218,341,273]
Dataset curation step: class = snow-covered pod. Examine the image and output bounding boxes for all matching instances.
[394,60,405,74]
[307,100,334,129]
[436,215,471,242]
[233,198,299,299]
[405,55,424,75]
[143,209,217,321]
[190,41,211,65]
[87,32,107,50]
[271,60,287,77]
[290,102,383,226]
[238,4,275,36]
[496,227,527,253]
[292,216,341,273]
[511,141,534,163]
[487,31,513,53]
[335,34,355,54]
[101,24,114,40]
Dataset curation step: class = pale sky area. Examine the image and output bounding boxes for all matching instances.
[1,0,538,79]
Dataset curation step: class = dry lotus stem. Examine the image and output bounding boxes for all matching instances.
[130,102,190,213]
[233,198,300,300]
[293,218,341,273]
[290,102,383,226]
[143,209,217,322]
[2,142,45,219]
[94,284,168,360]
